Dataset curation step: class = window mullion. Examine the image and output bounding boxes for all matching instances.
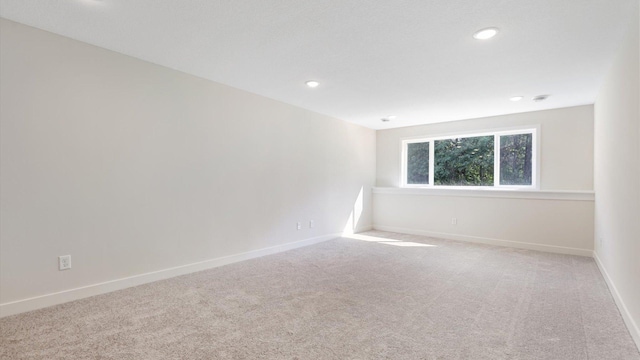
[494,135,500,187]
[429,140,435,186]
[401,141,407,186]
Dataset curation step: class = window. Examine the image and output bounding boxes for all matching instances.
[435,135,494,186]
[407,142,430,184]
[401,128,538,189]
[499,133,533,186]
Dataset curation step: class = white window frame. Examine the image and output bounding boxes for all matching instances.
[400,125,540,190]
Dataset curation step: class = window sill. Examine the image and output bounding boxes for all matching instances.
[373,187,595,201]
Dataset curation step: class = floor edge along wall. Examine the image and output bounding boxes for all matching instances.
[593,252,640,351]
[0,232,342,318]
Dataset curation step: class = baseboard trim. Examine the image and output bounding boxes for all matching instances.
[354,224,373,233]
[372,225,593,257]
[593,251,640,352]
[0,233,341,318]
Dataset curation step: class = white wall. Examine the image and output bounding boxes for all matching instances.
[594,6,640,348]
[374,106,595,255]
[374,190,594,256]
[377,105,594,190]
[0,19,375,314]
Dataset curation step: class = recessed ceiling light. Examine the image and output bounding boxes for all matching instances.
[388,115,397,120]
[305,80,319,88]
[533,95,550,102]
[473,27,499,40]
[509,96,524,102]
[381,118,390,122]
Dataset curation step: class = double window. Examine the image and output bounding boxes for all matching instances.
[401,128,538,189]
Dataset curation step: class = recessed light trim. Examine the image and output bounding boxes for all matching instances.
[509,96,524,102]
[305,80,319,88]
[473,27,499,40]
[533,95,550,102]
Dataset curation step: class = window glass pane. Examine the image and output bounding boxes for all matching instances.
[434,136,494,186]
[500,133,533,185]
[407,142,430,184]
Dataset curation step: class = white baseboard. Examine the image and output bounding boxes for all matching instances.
[593,251,640,352]
[0,233,341,318]
[372,225,593,257]
[355,224,373,233]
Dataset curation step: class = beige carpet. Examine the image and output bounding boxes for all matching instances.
[1,231,638,360]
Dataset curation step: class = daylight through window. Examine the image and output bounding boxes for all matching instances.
[402,129,537,188]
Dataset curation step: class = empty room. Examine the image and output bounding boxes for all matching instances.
[0,1,639,359]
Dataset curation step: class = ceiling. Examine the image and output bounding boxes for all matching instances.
[0,0,636,129]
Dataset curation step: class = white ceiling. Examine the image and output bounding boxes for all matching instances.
[0,0,636,129]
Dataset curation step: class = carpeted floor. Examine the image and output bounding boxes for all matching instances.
[1,231,638,359]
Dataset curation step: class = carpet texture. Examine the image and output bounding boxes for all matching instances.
[1,231,638,359]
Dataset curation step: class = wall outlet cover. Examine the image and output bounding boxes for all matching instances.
[59,255,71,271]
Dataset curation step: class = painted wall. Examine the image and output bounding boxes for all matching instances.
[377,105,594,190]
[374,106,595,255]
[373,190,594,256]
[0,19,375,309]
[594,7,640,348]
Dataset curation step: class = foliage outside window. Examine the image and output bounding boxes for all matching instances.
[407,142,430,184]
[499,133,533,185]
[402,129,537,189]
[435,135,494,186]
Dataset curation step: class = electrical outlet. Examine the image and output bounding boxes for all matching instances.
[451,217,457,225]
[309,220,314,228]
[296,222,302,230]
[59,255,71,271]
